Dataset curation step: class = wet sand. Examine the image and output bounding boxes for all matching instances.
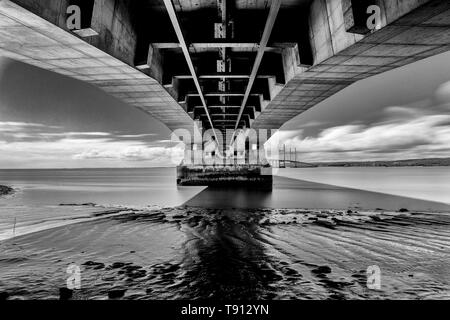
[1,174,449,300]
[1,206,449,300]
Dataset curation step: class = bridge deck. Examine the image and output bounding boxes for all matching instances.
[253,0,450,128]
[0,0,194,132]
[0,0,449,134]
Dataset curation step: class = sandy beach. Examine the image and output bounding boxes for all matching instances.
[1,169,449,300]
[1,205,449,300]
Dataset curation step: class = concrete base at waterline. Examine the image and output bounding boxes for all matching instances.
[177,165,273,190]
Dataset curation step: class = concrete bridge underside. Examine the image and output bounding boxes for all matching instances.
[0,0,449,137]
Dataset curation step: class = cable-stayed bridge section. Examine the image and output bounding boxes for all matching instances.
[1,0,449,135]
[0,0,449,187]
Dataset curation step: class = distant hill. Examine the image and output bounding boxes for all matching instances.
[310,158,450,167]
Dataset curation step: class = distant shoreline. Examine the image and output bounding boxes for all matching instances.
[297,158,450,168]
[0,158,449,170]
[0,185,13,196]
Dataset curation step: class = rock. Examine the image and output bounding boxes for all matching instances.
[347,210,353,214]
[262,270,283,282]
[164,264,180,273]
[108,289,127,299]
[0,292,10,300]
[59,288,73,300]
[83,261,105,269]
[312,266,332,275]
[0,185,13,196]
[399,208,409,212]
[284,268,300,276]
[123,265,142,271]
[126,270,147,280]
[314,220,336,229]
[111,262,127,269]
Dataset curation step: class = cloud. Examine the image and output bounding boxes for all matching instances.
[0,136,184,168]
[435,81,450,105]
[0,120,183,168]
[269,107,450,162]
[382,106,423,120]
[298,121,328,128]
[0,121,58,132]
[268,81,450,162]
[41,132,111,137]
[73,145,184,163]
[0,122,112,141]
[116,134,157,138]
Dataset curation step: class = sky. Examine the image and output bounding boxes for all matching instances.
[1,51,450,168]
[0,57,184,168]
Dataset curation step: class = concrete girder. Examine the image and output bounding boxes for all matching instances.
[1,0,448,137]
[252,0,450,130]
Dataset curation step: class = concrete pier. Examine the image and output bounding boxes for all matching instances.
[177,165,273,190]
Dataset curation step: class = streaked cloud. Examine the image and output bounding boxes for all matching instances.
[269,81,450,162]
[41,132,111,137]
[269,108,450,162]
[116,134,157,138]
[74,145,183,162]
[0,121,183,168]
[0,121,59,132]
[1,53,450,168]
[435,80,450,106]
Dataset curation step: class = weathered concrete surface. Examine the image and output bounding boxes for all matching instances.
[253,0,450,129]
[0,0,448,134]
[0,0,194,132]
[177,165,273,189]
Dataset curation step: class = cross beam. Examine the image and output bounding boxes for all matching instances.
[152,42,260,49]
[163,0,217,140]
[234,0,281,132]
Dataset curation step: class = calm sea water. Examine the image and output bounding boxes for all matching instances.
[0,168,204,240]
[1,167,449,300]
[277,167,450,205]
[0,167,449,240]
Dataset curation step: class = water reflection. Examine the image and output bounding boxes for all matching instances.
[184,186,273,208]
[176,208,276,299]
[1,171,450,300]
[184,176,450,211]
